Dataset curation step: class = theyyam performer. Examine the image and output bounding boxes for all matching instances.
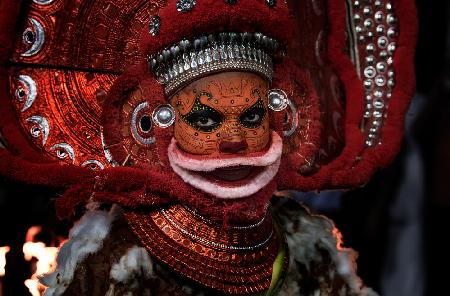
[0,0,417,295]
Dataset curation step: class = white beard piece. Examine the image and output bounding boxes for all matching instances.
[278,204,379,296]
[40,205,121,296]
[168,131,283,199]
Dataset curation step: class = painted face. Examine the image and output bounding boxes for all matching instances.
[168,72,283,199]
[171,72,271,155]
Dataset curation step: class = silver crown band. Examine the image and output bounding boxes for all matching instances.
[147,32,282,98]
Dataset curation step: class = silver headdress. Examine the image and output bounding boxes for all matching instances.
[147,32,283,97]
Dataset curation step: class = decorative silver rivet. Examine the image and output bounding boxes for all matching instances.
[386,2,393,11]
[30,126,41,137]
[388,70,395,78]
[364,19,373,28]
[374,0,382,8]
[366,43,375,53]
[374,89,384,98]
[376,25,385,35]
[377,36,388,48]
[353,1,360,8]
[355,26,363,33]
[373,119,381,126]
[388,79,396,88]
[375,11,384,22]
[366,55,375,64]
[15,87,26,101]
[387,14,397,25]
[364,66,376,78]
[373,110,383,118]
[387,27,397,38]
[363,6,371,16]
[266,0,277,7]
[364,79,374,90]
[375,75,386,86]
[379,50,388,59]
[177,0,196,12]
[376,62,387,73]
[373,98,385,109]
[388,42,396,54]
[149,15,161,36]
[268,89,288,111]
[152,104,176,128]
[354,14,361,22]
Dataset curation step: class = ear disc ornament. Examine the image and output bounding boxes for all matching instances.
[267,89,288,111]
[152,104,176,128]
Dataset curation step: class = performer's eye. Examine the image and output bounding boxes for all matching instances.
[240,100,266,128]
[184,109,223,132]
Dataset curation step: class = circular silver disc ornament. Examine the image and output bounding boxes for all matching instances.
[152,104,176,128]
[268,89,288,111]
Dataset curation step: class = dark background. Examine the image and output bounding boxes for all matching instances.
[1,0,449,295]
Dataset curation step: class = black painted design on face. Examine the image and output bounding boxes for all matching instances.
[239,99,267,129]
[181,92,224,132]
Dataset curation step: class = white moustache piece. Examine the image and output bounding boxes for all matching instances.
[168,131,283,199]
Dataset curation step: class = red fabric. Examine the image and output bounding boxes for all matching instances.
[0,0,418,222]
[0,0,51,163]
[140,0,293,58]
[277,0,418,191]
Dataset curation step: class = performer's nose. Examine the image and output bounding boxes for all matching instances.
[219,140,249,154]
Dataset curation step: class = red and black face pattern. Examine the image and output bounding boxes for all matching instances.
[171,72,271,156]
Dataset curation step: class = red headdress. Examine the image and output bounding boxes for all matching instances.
[0,0,417,221]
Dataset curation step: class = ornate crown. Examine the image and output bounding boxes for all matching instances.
[148,32,283,97]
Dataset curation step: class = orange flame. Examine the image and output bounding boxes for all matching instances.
[0,246,10,277]
[23,227,59,296]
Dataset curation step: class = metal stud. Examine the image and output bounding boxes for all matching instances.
[376,25,385,35]
[152,104,176,128]
[364,66,376,78]
[364,19,373,29]
[387,14,397,25]
[268,89,288,111]
[376,62,387,73]
[374,11,384,23]
[375,75,386,86]
[266,0,277,7]
[377,36,388,48]
[176,0,196,12]
[149,15,161,36]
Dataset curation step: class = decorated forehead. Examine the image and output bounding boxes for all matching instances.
[172,73,268,115]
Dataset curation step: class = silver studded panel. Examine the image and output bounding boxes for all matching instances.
[349,0,399,147]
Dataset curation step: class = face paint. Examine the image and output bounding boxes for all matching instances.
[171,71,271,156]
[168,72,282,199]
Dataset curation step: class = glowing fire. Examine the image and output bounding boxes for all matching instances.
[0,246,10,277]
[23,226,60,296]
